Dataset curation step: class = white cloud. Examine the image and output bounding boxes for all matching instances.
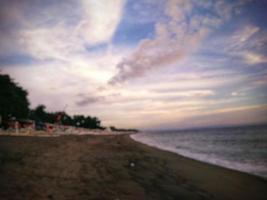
[79,0,125,44]
[175,90,214,97]
[231,91,244,97]
[1,0,125,60]
[242,51,267,65]
[20,26,82,60]
[228,25,260,50]
[2,49,125,111]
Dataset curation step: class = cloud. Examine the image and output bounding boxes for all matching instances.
[109,0,243,85]
[227,26,267,65]
[1,0,266,129]
[197,22,267,68]
[235,26,259,43]
[227,25,260,51]
[76,96,104,107]
[242,51,267,65]
[173,104,267,129]
[0,0,125,60]
[154,89,215,98]
[79,0,125,44]
[1,49,125,111]
[231,91,245,97]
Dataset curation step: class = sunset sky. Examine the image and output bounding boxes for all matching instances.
[1,0,267,129]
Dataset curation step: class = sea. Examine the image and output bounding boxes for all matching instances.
[131,125,267,179]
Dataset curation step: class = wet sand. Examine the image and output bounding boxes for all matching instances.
[0,134,266,200]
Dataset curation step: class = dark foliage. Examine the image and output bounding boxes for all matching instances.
[0,74,30,121]
[0,73,103,130]
[28,105,57,124]
[29,105,103,129]
[110,126,138,132]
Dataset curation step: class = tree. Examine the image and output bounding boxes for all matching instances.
[61,113,73,125]
[29,105,59,123]
[0,74,30,121]
[0,74,105,130]
[28,107,103,129]
[72,115,86,127]
[33,105,47,121]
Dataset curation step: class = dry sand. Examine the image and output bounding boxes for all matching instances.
[0,134,266,200]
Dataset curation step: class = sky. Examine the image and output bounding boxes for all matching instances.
[0,0,267,129]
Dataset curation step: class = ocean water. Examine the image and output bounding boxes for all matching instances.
[131,125,267,179]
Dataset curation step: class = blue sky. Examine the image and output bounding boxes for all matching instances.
[0,0,267,129]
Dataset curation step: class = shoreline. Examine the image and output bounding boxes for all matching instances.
[1,134,267,200]
[130,133,267,180]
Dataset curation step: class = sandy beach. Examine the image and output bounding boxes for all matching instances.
[0,134,266,200]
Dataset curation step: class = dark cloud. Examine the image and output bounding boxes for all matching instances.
[75,91,123,107]
[76,96,102,107]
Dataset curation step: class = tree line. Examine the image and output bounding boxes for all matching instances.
[0,73,103,129]
[29,104,103,129]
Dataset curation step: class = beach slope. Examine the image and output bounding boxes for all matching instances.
[0,134,266,200]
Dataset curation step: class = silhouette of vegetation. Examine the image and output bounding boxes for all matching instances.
[29,105,53,123]
[1,73,103,129]
[0,74,30,121]
[0,74,137,131]
[29,105,104,129]
[71,115,102,129]
[110,126,138,132]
